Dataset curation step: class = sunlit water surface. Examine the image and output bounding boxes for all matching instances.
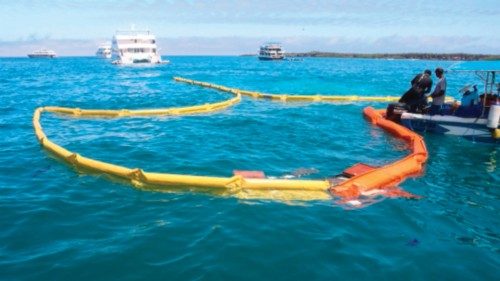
[0,57,498,280]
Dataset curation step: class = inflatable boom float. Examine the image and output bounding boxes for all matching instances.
[33,77,428,204]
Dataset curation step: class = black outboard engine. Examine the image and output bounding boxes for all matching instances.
[386,103,409,122]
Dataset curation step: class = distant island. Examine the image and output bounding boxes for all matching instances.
[242,52,500,61]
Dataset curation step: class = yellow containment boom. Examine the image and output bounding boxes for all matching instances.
[33,77,428,203]
[174,76,454,103]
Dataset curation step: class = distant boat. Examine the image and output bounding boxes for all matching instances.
[96,43,112,59]
[28,49,56,58]
[258,43,285,60]
[111,29,165,64]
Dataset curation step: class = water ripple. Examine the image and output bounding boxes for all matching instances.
[0,57,498,280]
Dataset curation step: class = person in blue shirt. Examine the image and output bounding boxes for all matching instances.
[460,85,478,106]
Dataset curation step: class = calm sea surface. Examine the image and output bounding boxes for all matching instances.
[0,56,498,280]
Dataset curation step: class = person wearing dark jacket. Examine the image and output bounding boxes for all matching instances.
[399,69,433,112]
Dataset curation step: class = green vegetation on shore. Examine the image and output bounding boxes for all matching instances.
[243,52,500,61]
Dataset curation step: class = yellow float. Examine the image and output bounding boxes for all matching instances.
[174,76,454,103]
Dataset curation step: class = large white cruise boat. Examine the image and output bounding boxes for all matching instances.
[96,43,111,59]
[258,43,285,60]
[111,30,163,64]
[28,49,56,58]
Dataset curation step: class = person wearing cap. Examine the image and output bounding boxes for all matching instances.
[399,69,433,112]
[429,67,447,115]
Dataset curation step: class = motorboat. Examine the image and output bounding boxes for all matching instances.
[28,49,56,58]
[111,29,164,64]
[96,43,112,59]
[258,43,285,60]
[386,70,500,143]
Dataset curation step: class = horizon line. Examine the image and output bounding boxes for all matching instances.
[2,52,500,59]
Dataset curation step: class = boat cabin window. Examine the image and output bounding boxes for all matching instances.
[117,39,156,44]
[124,48,155,53]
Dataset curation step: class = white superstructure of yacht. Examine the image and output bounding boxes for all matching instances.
[96,43,112,59]
[28,49,56,58]
[258,43,285,60]
[111,29,163,64]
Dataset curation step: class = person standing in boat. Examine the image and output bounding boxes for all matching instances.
[429,67,447,115]
[399,69,433,112]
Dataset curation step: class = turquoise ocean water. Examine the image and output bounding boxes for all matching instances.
[0,56,498,280]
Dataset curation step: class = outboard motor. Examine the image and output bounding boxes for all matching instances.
[386,103,409,122]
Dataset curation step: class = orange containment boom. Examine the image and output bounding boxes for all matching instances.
[330,107,428,201]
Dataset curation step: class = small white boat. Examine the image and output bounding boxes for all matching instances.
[111,29,164,64]
[387,70,500,143]
[96,43,112,59]
[28,49,56,58]
[258,43,285,60]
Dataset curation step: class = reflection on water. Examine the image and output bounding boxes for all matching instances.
[485,149,497,173]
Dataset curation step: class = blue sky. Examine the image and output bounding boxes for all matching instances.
[0,0,499,56]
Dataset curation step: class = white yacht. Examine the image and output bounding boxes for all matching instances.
[111,29,163,64]
[258,43,285,60]
[28,49,56,58]
[96,43,112,59]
